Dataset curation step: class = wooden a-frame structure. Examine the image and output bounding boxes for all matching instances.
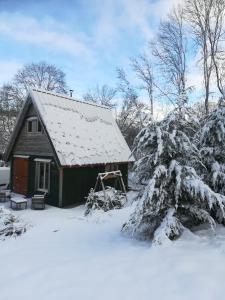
[94,170,127,201]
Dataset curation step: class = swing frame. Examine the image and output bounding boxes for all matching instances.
[93,170,127,202]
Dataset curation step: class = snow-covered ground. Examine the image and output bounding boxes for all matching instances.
[1,196,225,300]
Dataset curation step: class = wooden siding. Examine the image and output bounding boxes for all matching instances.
[62,163,128,207]
[49,162,60,206]
[62,165,105,206]
[13,103,54,157]
[9,101,129,208]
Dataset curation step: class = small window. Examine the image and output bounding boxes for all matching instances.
[36,161,50,192]
[37,121,42,132]
[105,163,118,172]
[27,120,33,132]
[27,117,42,133]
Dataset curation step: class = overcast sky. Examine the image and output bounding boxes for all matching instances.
[0,0,188,97]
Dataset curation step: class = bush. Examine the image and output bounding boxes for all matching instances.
[0,208,27,240]
[85,187,126,216]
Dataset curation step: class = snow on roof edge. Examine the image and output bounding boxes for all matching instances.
[29,88,111,111]
[28,88,134,166]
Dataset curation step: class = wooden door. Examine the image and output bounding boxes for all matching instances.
[12,157,29,195]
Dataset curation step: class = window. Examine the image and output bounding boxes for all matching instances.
[37,121,42,132]
[27,120,33,132]
[105,163,118,172]
[36,161,50,192]
[27,117,42,133]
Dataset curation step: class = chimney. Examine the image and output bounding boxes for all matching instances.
[69,89,74,97]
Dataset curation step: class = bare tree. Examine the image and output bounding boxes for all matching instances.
[0,61,68,154]
[117,68,138,103]
[184,0,224,114]
[14,61,68,96]
[192,99,217,119]
[0,84,21,153]
[152,6,188,108]
[116,68,151,147]
[214,58,225,99]
[83,84,117,108]
[207,0,225,99]
[130,54,154,115]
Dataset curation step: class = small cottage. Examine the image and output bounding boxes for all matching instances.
[4,89,134,207]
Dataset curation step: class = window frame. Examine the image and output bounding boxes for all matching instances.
[35,160,50,192]
[27,117,42,134]
[105,163,119,172]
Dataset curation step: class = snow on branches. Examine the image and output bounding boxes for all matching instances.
[123,107,225,244]
[85,187,126,216]
[0,207,27,240]
[199,103,225,195]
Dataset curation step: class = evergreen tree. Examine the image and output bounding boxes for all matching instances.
[123,108,225,244]
[199,100,225,195]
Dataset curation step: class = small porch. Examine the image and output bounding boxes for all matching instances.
[11,155,59,207]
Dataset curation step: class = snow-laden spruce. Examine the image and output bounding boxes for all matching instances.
[198,101,225,195]
[123,108,225,244]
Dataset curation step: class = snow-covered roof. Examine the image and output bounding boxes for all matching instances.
[29,89,133,166]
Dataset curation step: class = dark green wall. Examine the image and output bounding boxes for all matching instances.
[49,163,60,206]
[10,157,128,208]
[62,165,105,206]
[119,163,128,188]
[62,163,128,207]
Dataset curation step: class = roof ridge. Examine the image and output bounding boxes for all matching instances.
[31,88,110,110]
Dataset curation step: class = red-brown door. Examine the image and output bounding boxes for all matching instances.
[12,157,29,195]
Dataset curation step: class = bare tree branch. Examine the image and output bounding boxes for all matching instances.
[116,68,151,148]
[151,5,188,109]
[14,61,68,96]
[130,54,154,115]
[0,61,68,153]
[83,84,117,108]
[184,0,225,113]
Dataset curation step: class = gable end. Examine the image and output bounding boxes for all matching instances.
[4,95,60,166]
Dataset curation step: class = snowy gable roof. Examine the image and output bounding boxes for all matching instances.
[30,89,133,166]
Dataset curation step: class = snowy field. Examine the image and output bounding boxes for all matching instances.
[1,197,225,300]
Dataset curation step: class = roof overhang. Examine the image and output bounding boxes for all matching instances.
[4,88,134,168]
[3,94,32,162]
[60,160,134,168]
[3,91,61,168]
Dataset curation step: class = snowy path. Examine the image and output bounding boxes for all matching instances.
[1,203,225,300]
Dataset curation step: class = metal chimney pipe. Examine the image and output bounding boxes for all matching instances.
[69,89,74,97]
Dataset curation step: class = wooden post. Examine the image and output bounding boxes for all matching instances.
[100,176,107,201]
[119,173,127,201]
[58,168,63,207]
[94,175,99,192]
[93,170,127,202]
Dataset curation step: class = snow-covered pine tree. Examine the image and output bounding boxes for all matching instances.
[198,100,225,196]
[123,107,225,244]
